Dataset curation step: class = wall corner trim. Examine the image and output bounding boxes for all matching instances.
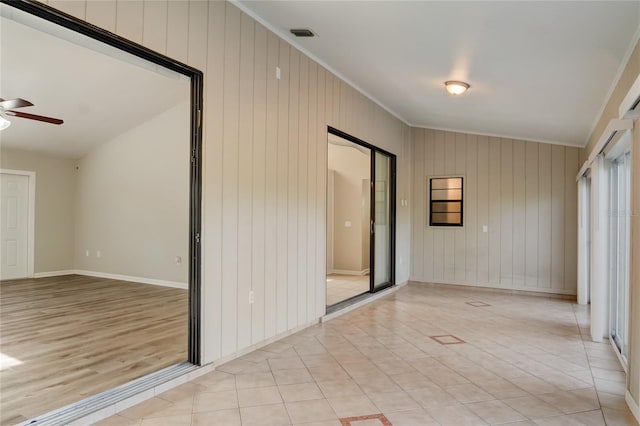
[625,391,640,424]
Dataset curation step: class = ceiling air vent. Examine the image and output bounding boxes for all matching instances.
[290,28,315,37]
[619,73,640,119]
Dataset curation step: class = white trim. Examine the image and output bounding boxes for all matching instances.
[608,336,628,374]
[626,391,640,425]
[74,270,187,289]
[33,270,76,278]
[411,278,577,297]
[576,160,590,182]
[330,268,369,276]
[1,169,35,279]
[587,119,633,164]
[228,0,410,127]
[588,25,640,143]
[577,177,590,305]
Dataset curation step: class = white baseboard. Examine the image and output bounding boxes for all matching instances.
[60,270,188,289]
[330,269,370,276]
[33,270,77,278]
[627,391,640,425]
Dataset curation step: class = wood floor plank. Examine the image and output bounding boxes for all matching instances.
[0,275,187,425]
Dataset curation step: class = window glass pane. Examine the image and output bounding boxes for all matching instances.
[431,177,462,190]
[431,201,461,213]
[431,189,462,201]
[431,213,461,224]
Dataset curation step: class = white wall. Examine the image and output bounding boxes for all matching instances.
[411,128,583,295]
[0,149,75,273]
[328,143,370,273]
[74,102,190,284]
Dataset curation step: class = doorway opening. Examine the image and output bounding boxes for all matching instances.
[0,1,202,424]
[326,127,395,311]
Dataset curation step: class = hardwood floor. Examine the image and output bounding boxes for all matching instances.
[0,274,188,425]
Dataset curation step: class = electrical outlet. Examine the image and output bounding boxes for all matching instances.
[85,250,90,257]
[96,250,101,258]
[249,290,255,304]
[175,256,182,265]
[482,225,488,233]
[276,67,281,80]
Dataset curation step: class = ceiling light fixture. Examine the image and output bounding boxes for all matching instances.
[0,115,10,131]
[445,80,470,95]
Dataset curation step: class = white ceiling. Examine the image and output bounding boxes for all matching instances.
[238,1,640,147]
[0,7,189,159]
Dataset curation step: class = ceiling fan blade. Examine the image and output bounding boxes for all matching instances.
[5,110,63,125]
[0,98,34,110]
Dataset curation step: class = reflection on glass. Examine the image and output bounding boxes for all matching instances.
[374,152,391,289]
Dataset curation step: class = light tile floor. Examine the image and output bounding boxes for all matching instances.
[326,274,369,306]
[97,283,639,426]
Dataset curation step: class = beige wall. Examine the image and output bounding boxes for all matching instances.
[410,128,583,295]
[0,149,75,273]
[328,143,370,273]
[43,0,412,363]
[74,102,190,284]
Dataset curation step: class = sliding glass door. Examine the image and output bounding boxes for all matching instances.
[372,151,394,291]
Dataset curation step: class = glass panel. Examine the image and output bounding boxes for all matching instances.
[431,201,461,213]
[431,189,462,200]
[431,213,461,224]
[373,152,391,290]
[431,177,462,190]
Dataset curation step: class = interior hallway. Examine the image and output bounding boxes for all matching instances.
[98,283,637,426]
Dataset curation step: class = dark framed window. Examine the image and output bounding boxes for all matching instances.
[429,177,463,226]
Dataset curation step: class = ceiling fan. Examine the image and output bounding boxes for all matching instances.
[0,98,64,130]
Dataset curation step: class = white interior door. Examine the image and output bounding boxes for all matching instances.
[1,173,30,280]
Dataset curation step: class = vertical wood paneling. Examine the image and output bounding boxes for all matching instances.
[297,55,309,325]
[411,129,579,295]
[564,147,579,292]
[412,128,425,280]
[263,32,279,339]
[433,131,445,281]
[454,133,466,282]
[49,0,85,19]
[86,1,116,33]
[465,134,478,282]
[202,0,225,361]
[550,145,565,290]
[423,129,435,281]
[143,0,167,54]
[286,48,300,330]
[488,137,501,284]
[166,1,189,63]
[251,23,267,344]
[538,143,552,288]
[525,142,539,288]
[116,0,143,43]
[237,13,254,349]
[500,139,513,286]
[276,40,289,334]
[307,62,318,321]
[187,1,208,71]
[512,140,526,287]
[476,136,490,283]
[220,4,241,355]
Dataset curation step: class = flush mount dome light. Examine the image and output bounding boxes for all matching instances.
[445,80,470,95]
[290,28,315,37]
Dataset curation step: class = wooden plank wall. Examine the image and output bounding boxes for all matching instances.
[410,128,583,295]
[40,0,412,363]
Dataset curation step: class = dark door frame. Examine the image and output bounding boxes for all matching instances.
[327,126,396,299]
[2,0,203,365]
